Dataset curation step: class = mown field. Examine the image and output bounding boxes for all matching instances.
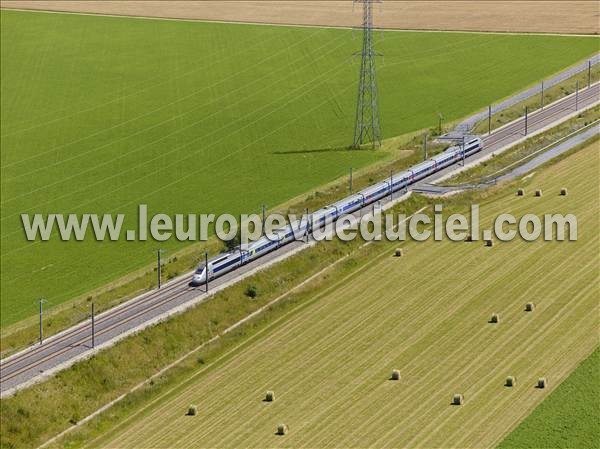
[81,144,599,448]
[1,9,598,327]
[3,1,600,34]
[498,347,599,449]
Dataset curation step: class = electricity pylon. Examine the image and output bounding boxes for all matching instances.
[353,0,382,149]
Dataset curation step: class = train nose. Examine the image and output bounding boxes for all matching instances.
[189,274,204,287]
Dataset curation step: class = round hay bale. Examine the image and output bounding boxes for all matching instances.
[517,188,525,196]
[276,423,289,436]
[490,313,500,324]
[525,302,535,312]
[452,394,464,405]
[265,391,275,402]
[485,239,494,247]
[535,189,543,197]
[506,376,516,387]
[537,377,548,389]
[560,188,568,196]
[187,405,197,416]
[395,248,403,257]
[391,369,401,381]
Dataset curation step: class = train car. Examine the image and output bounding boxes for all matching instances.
[310,205,338,233]
[190,251,239,286]
[360,182,388,204]
[333,194,364,215]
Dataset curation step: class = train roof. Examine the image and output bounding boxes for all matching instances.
[332,193,363,209]
[360,182,388,197]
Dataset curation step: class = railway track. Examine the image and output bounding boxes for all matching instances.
[482,84,598,147]
[1,277,189,368]
[0,286,195,383]
[1,82,598,395]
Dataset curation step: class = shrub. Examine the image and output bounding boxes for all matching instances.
[245,285,258,299]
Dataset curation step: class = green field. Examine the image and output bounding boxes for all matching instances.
[498,347,599,449]
[73,144,598,448]
[1,9,598,327]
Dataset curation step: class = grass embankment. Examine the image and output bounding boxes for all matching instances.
[497,347,599,449]
[2,143,597,448]
[2,8,598,326]
[473,62,599,135]
[444,104,599,185]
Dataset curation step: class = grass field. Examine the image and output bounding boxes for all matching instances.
[498,347,599,449]
[1,9,598,327]
[75,144,599,448]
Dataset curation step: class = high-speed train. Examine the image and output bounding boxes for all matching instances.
[190,137,483,286]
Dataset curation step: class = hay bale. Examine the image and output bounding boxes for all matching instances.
[517,188,525,196]
[525,302,535,312]
[560,188,568,196]
[391,369,401,381]
[452,394,464,405]
[490,313,500,324]
[485,239,494,247]
[537,377,548,389]
[535,189,543,197]
[265,391,275,402]
[506,376,516,387]
[395,248,404,257]
[276,423,289,436]
[187,405,197,416]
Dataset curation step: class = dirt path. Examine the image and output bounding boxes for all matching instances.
[2,1,599,35]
